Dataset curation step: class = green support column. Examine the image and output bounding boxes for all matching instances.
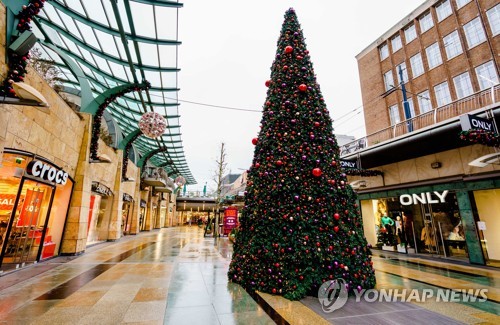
[455,191,485,265]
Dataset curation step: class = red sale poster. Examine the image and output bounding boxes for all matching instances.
[16,188,44,227]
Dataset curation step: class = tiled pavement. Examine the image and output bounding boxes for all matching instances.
[0,227,498,324]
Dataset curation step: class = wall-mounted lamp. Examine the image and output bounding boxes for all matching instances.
[89,153,112,164]
[350,180,367,189]
[431,162,442,169]
[1,82,49,111]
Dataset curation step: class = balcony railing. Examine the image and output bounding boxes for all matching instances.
[141,166,168,187]
[340,85,500,157]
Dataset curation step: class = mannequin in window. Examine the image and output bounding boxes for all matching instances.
[395,216,404,244]
[420,223,436,251]
[448,223,464,241]
[402,211,413,247]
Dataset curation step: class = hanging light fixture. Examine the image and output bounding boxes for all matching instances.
[138,112,167,138]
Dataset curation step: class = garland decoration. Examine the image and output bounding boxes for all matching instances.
[459,129,500,148]
[122,131,143,180]
[0,0,46,98]
[343,168,384,177]
[90,81,151,160]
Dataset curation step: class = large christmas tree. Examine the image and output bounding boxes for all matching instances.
[228,8,376,300]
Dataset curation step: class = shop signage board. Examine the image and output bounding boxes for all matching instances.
[460,114,495,132]
[400,190,448,205]
[340,159,358,169]
[26,160,69,185]
[91,182,113,196]
[223,207,238,236]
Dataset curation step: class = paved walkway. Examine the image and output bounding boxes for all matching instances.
[0,227,498,324]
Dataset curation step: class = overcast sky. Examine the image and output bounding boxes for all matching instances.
[177,0,425,192]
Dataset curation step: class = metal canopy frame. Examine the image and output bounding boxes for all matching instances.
[25,0,195,183]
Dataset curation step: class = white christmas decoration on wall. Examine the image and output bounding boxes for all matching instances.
[139,112,167,138]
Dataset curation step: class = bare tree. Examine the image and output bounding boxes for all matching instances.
[212,142,227,237]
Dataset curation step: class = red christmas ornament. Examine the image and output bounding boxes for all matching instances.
[265,80,271,87]
[312,168,322,177]
[314,121,320,128]
[252,138,258,145]
[334,213,340,220]
[334,226,339,233]
[298,84,307,92]
[276,160,283,166]
[285,46,293,53]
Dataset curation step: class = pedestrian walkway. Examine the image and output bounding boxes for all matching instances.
[0,227,498,324]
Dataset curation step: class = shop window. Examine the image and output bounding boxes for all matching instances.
[391,34,402,53]
[453,72,474,99]
[419,12,434,33]
[443,30,463,60]
[436,0,452,22]
[434,81,452,107]
[379,43,389,61]
[486,4,499,36]
[404,24,417,44]
[410,53,424,78]
[463,17,486,49]
[475,61,499,90]
[425,42,443,69]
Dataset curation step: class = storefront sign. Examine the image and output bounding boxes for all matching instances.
[91,182,113,197]
[0,194,18,209]
[400,190,448,206]
[340,159,358,169]
[26,160,68,185]
[460,114,495,132]
[123,193,133,202]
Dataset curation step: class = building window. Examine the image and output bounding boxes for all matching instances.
[391,34,402,53]
[434,82,452,107]
[453,72,474,99]
[379,44,389,61]
[486,4,500,36]
[418,90,433,113]
[410,53,425,78]
[425,42,443,69]
[419,12,434,33]
[443,30,463,60]
[405,24,417,43]
[456,0,471,9]
[475,61,499,90]
[436,0,453,22]
[402,98,416,118]
[383,70,395,91]
[463,17,486,48]
[389,104,401,125]
[396,62,409,84]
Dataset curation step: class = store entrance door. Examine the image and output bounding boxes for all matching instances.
[0,179,54,267]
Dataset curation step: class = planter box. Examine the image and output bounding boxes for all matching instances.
[397,244,407,253]
[382,245,396,251]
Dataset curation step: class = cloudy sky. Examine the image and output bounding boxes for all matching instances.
[177,0,425,192]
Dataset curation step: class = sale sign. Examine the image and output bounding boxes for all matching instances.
[17,189,44,227]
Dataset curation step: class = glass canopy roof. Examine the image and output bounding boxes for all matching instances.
[28,0,195,184]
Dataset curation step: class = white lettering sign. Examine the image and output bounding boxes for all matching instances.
[471,119,493,131]
[400,190,449,206]
[27,160,68,185]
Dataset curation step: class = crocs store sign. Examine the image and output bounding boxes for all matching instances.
[399,190,448,206]
[27,160,69,185]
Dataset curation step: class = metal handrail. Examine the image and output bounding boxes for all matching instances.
[339,85,500,157]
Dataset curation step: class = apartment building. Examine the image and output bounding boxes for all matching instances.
[345,0,499,267]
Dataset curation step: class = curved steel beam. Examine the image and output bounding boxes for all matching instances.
[137,147,170,168]
[46,3,180,45]
[81,81,149,114]
[132,0,184,8]
[37,19,179,73]
[118,129,143,150]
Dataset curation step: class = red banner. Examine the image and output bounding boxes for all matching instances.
[0,194,17,210]
[17,189,44,227]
